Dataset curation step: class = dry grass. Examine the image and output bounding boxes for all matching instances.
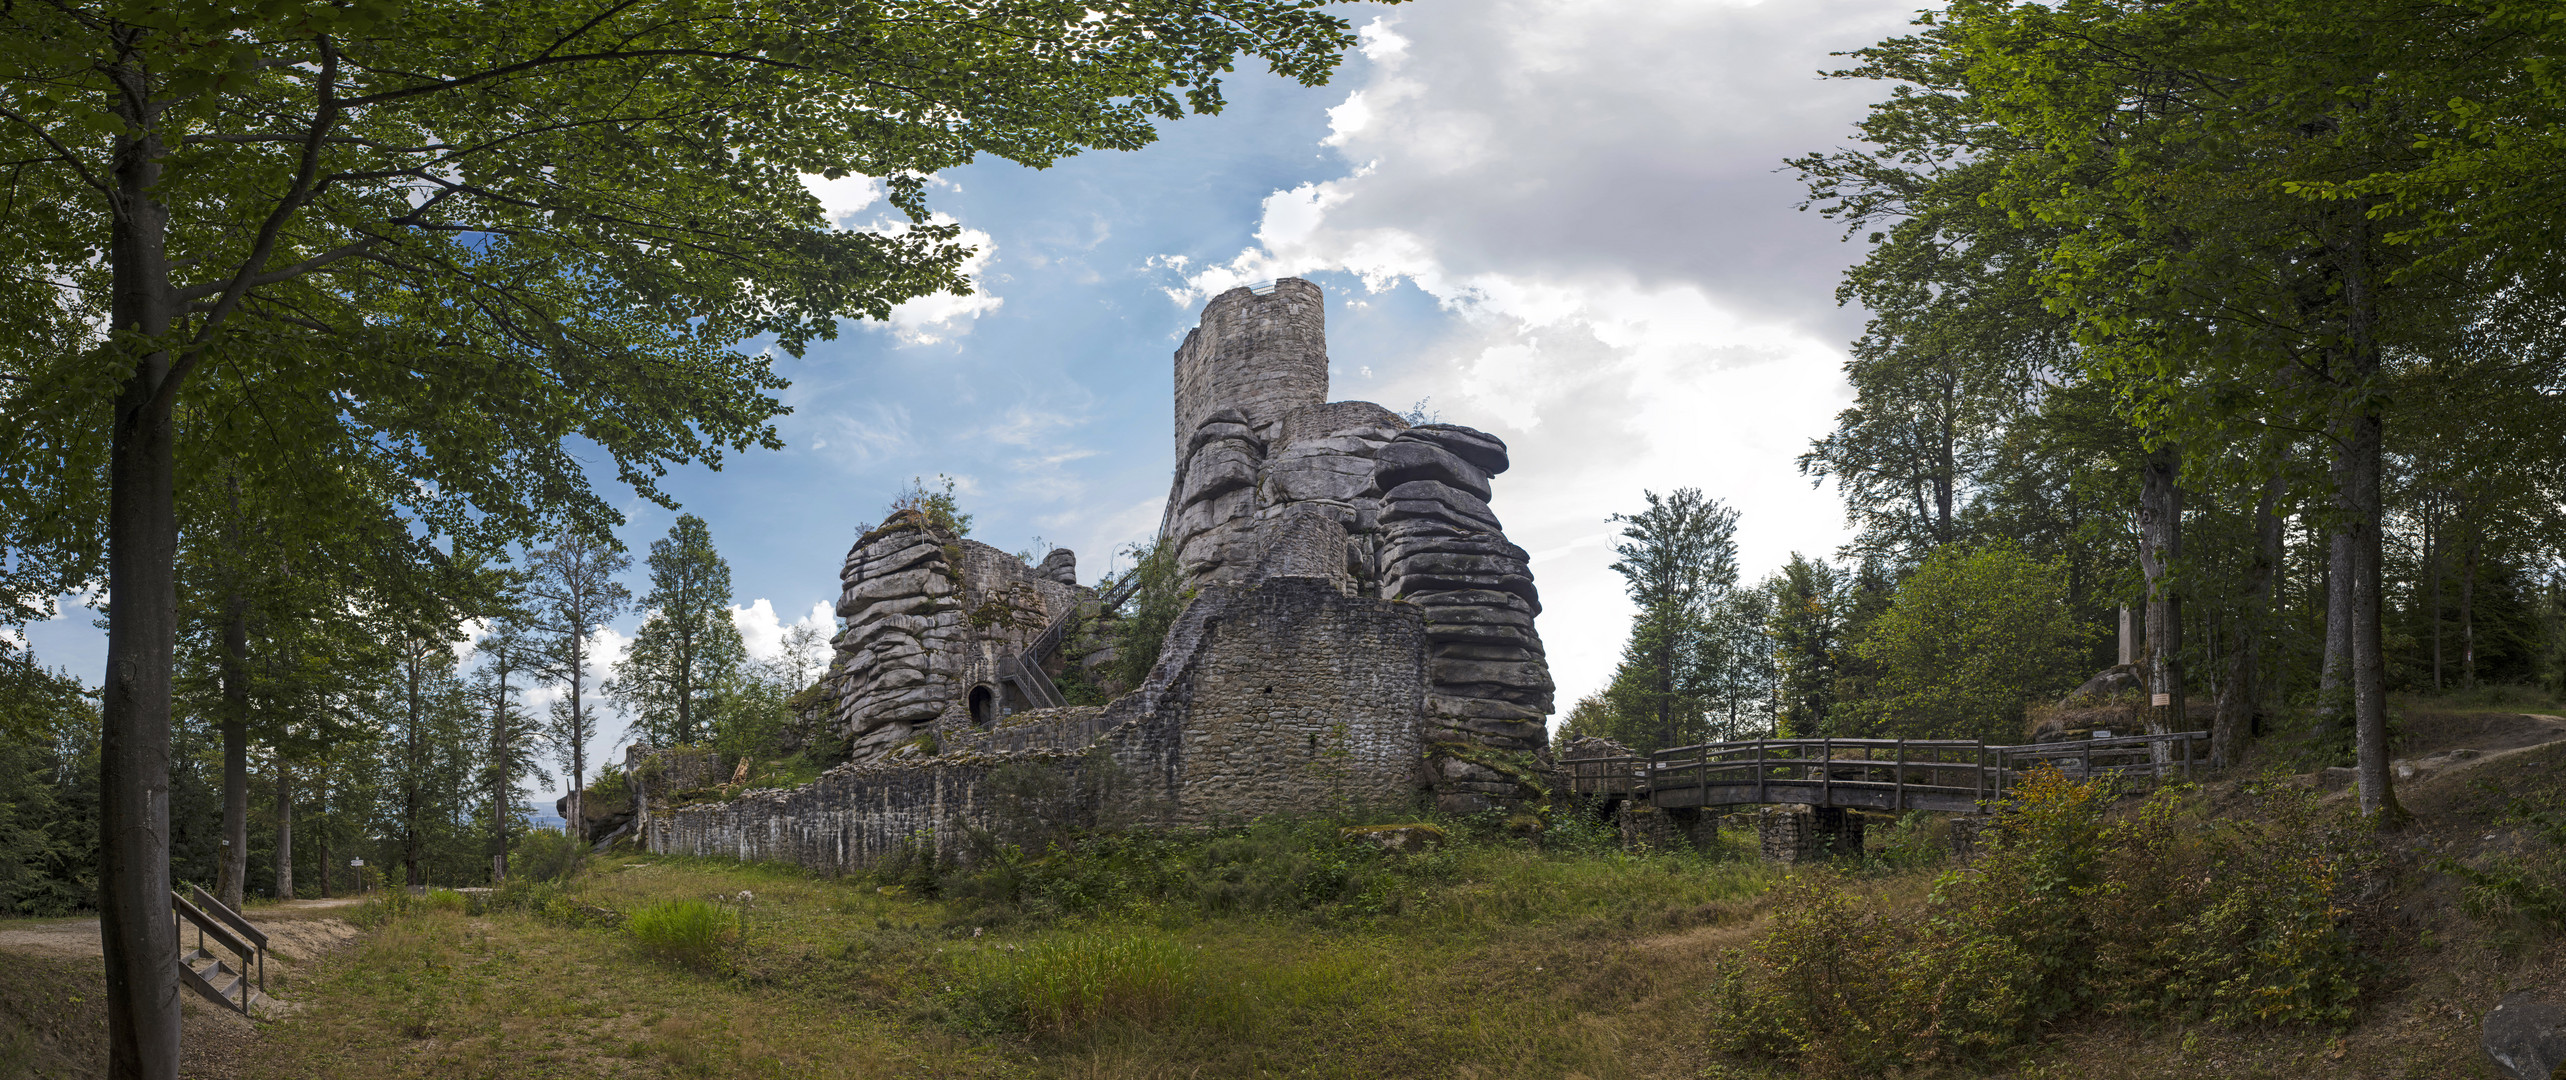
[220,716,2566,1079]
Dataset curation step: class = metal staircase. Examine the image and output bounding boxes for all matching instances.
[1000,577,1141,714]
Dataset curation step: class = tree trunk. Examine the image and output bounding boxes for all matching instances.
[2344,413,2403,822]
[317,776,331,900]
[2316,528,2353,742]
[100,106,183,1080]
[2426,497,2442,690]
[2214,463,2286,766]
[274,761,294,900]
[404,651,424,888]
[491,655,511,883]
[2138,441,2184,763]
[570,630,587,845]
[2461,523,2478,690]
[215,592,250,911]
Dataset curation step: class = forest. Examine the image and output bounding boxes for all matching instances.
[1565,1,2566,824]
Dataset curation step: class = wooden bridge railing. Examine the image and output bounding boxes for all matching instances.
[1557,730,2215,812]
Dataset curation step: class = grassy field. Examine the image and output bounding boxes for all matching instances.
[238,819,1797,1080]
[217,711,2564,1080]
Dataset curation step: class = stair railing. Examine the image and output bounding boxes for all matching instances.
[172,889,264,1015]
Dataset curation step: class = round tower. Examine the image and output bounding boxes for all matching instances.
[1171,278,1329,459]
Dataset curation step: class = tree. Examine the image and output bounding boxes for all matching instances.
[1596,489,1740,752]
[1849,544,2089,742]
[526,534,630,847]
[0,2,1382,1069]
[472,614,547,883]
[616,515,747,749]
[1692,584,1779,741]
[1765,555,1846,738]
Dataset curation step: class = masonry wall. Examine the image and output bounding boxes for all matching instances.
[1171,279,1329,463]
[1172,577,1425,823]
[649,573,1428,870]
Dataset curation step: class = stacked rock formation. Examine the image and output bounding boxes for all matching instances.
[1374,425,1553,804]
[826,515,1092,762]
[828,516,968,761]
[1156,278,1554,811]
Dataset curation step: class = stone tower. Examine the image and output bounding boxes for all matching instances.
[1170,278,1330,463]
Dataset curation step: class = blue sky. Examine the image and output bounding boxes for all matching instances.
[22,0,1934,799]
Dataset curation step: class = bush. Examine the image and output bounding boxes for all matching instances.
[959,929,1197,1036]
[510,828,588,883]
[1709,767,2380,1074]
[420,888,468,915]
[624,898,741,970]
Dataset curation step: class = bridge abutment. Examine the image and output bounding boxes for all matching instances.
[1757,806,1865,863]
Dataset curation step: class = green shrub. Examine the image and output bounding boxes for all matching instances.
[420,888,467,914]
[1709,767,2380,1074]
[624,898,741,970]
[960,929,1196,1036]
[510,828,589,883]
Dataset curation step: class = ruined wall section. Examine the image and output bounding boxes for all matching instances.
[651,574,1427,869]
[828,520,1089,763]
[1171,577,1424,824]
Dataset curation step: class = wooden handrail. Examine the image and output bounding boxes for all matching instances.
[172,890,263,1002]
[188,885,268,951]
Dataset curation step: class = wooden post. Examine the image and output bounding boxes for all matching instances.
[1820,738,1831,806]
[1755,741,1766,804]
[1973,740,1985,805]
[1895,739,1907,811]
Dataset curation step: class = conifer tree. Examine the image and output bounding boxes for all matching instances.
[616,515,747,749]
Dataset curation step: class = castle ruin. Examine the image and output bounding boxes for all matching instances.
[643,279,1556,869]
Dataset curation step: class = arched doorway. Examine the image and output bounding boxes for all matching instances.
[968,684,996,726]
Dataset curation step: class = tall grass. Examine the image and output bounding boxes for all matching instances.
[625,898,741,970]
[960,929,1197,1036]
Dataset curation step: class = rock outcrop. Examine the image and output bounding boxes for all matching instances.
[825,514,1091,763]
[1155,279,1554,811]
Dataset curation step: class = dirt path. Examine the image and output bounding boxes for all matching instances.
[0,897,363,965]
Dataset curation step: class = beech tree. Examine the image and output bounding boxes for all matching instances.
[0,2,1384,1071]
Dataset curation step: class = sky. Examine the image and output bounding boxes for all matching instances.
[18,0,1932,803]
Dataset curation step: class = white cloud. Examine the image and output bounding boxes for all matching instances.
[1149,0,1918,710]
[729,598,834,662]
[801,172,885,227]
[882,220,1004,344]
[801,171,1005,345]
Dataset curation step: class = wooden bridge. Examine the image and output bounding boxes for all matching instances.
[1560,731,2214,814]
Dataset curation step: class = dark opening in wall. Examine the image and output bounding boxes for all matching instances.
[969,685,996,727]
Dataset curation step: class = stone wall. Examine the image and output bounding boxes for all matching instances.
[650,573,1428,869]
[1755,807,1865,863]
[1169,577,1424,824]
